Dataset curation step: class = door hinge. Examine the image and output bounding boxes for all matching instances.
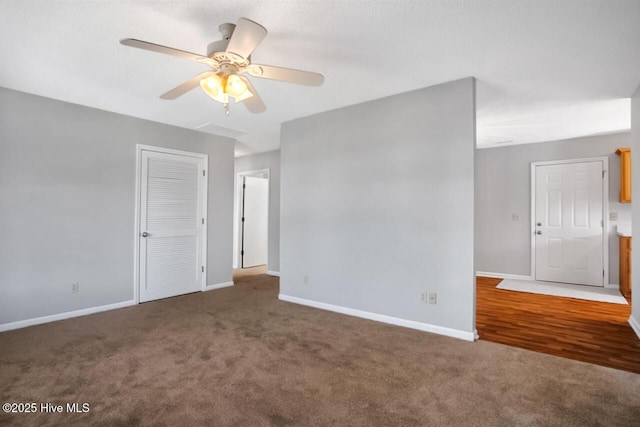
[202,266,205,273]
[241,217,245,222]
[202,218,205,225]
[203,170,206,177]
[602,170,605,178]
[603,269,605,278]
[243,183,246,189]
[241,250,244,256]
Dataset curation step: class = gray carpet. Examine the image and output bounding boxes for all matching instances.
[1,268,639,426]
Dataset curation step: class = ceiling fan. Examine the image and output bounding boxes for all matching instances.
[121,18,324,115]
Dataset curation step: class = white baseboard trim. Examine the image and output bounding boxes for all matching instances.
[267,271,280,277]
[0,300,136,333]
[629,315,640,340]
[476,271,533,281]
[604,283,619,289]
[204,281,234,291]
[278,294,476,342]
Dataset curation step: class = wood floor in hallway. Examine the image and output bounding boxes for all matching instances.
[476,276,640,374]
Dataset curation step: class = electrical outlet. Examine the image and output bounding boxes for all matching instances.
[428,292,437,304]
[421,293,426,302]
[610,212,618,221]
[511,213,520,221]
[72,282,79,293]
[303,274,309,284]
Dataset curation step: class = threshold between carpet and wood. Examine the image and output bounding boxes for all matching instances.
[0,269,638,427]
[477,276,640,374]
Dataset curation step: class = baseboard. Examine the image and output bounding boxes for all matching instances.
[0,300,136,333]
[629,315,640,340]
[604,283,619,289]
[204,281,234,291]
[476,271,533,281]
[267,271,280,277]
[278,294,476,342]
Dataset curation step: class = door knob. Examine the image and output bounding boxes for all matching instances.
[536,230,542,235]
[537,222,542,226]
[141,231,149,238]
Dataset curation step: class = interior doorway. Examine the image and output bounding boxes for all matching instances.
[235,169,269,269]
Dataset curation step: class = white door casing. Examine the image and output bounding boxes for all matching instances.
[242,175,269,268]
[135,145,208,303]
[532,159,606,287]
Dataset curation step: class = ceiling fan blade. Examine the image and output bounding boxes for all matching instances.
[239,76,266,114]
[246,64,324,86]
[225,18,267,59]
[120,38,218,68]
[160,72,215,99]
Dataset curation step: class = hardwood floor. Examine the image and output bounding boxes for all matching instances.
[476,277,640,374]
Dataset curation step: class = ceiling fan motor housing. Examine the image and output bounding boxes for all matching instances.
[206,23,250,68]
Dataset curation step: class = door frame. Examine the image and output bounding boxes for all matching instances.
[133,144,209,304]
[234,168,270,269]
[530,157,609,287]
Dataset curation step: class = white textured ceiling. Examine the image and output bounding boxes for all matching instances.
[1,1,639,156]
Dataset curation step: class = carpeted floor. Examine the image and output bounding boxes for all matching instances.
[1,268,639,426]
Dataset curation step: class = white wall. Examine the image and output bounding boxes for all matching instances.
[475,132,632,284]
[234,150,281,273]
[280,78,476,339]
[0,87,235,326]
[631,83,640,338]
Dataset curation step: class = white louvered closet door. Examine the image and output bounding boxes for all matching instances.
[139,149,206,303]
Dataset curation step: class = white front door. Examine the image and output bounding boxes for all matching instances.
[534,161,604,286]
[138,147,207,302]
[241,176,268,268]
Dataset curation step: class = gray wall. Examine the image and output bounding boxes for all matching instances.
[233,150,281,273]
[632,83,640,331]
[475,132,632,284]
[280,78,476,335]
[0,87,234,325]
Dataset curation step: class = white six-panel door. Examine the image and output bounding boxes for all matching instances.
[137,147,207,302]
[534,161,604,287]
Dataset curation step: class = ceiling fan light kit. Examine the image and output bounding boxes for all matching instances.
[199,73,253,115]
[121,18,324,116]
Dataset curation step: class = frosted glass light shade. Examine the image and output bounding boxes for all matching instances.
[200,73,253,105]
[225,74,247,97]
[200,74,228,103]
